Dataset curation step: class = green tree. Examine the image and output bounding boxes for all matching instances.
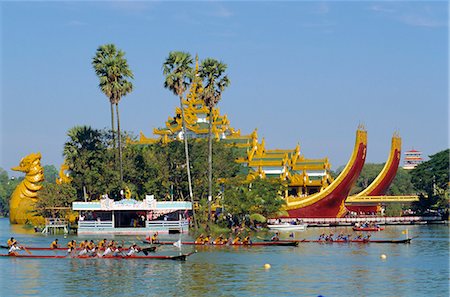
[410,149,449,213]
[43,165,58,184]
[163,51,197,229]
[0,168,22,215]
[35,183,77,218]
[198,58,230,222]
[92,44,134,182]
[386,168,415,195]
[223,177,285,220]
[350,163,415,195]
[63,126,117,200]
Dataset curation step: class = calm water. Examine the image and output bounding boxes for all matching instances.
[0,218,448,297]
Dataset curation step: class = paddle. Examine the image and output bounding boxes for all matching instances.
[140,246,157,256]
[22,246,32,255]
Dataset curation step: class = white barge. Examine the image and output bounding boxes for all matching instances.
[72,195,192,235]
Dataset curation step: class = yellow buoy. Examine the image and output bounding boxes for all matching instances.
[380,254,387,260]
[264,263,271,269]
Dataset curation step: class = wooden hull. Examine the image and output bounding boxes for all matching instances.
[264,238,411,244]
[143,240,299,247]
[1,246,157,252]
[352,227,385,231]
[1,252,192,261]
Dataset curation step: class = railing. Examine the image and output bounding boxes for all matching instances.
[45,218,67,226]
[78,221,114,229]
[145,220,189,229]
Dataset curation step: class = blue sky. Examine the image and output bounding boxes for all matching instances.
[1,1,448,176]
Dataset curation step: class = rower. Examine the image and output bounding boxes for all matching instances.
[98,238,107,249]
[88,246,99,257]
[67,240,76,253]
[271,232,280,241]
[213,234,225,245]
[7,237,17,247]
[150,232,159,244]
[50,239,60,249]
[109,240,116,248]
[203,234,211,245]
[101,244,114,257]
[326,233,334,242]
[112,246,123,257]
[87,240,96,250]
[79,240,88,249]
[8,242,22,255]
[318,233,325,241]
[232,235,241,244]
[354,234,363,240]
[195,234,205,244]
[242,236,251,245]
[126,244,140,256]
[78,245,88,256]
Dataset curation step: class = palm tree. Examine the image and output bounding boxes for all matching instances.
[163,51,197,230]
[198,58,230,223]
[92,44,134,182]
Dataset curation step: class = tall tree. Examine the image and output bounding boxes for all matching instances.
[63,126,113,200]
[162,51,197,229]
[410,149,449,213]
[92,44,134,182]
[198,58,230,222]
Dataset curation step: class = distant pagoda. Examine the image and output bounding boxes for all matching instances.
[129,56,333,197]
[402,149,423,170]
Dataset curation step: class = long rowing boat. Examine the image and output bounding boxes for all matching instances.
[0,246,157,253]
[143,240,299,247]
[352,227,385,232]
[1,252,194,261]
[263,238,412,244]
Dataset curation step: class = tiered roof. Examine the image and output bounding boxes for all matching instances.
[128,56,333,194]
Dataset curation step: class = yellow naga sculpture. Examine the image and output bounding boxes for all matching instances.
[9,153,45,225]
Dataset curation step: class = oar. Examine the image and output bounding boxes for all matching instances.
[22,246,32,255]
[140,246,157,256]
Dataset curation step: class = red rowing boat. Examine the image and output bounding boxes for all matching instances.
[143,240,299,247]
[1,246,157,252]
[1,252,193,261]
[352,227,385,231]
[264,238,411,244]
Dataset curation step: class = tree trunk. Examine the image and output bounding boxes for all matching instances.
[179,95,197,230]
[110,102,116,149]
[116,102,123,183]
[208,106,213,223]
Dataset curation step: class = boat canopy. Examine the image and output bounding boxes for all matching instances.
[73,195,192,211]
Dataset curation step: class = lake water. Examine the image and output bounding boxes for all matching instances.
[0,218,448,297]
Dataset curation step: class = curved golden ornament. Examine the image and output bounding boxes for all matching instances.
[284,129,367,210]
[56,163,72,184]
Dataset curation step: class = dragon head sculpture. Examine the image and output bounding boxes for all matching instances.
[9,153,45,225]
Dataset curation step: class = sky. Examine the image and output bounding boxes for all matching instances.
[0,1,448,176]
